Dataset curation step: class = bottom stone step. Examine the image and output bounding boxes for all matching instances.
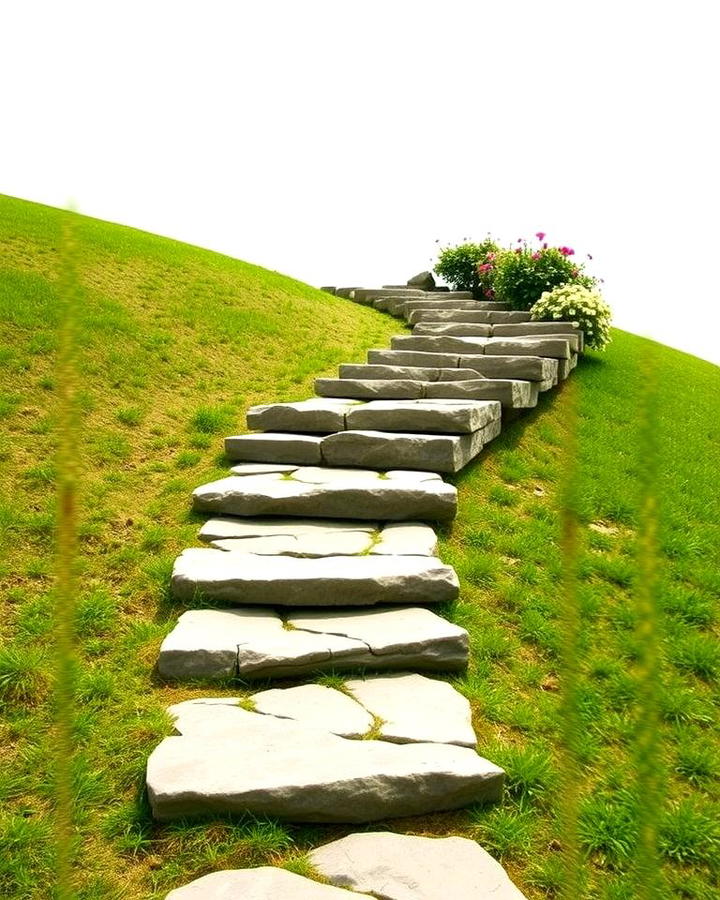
[158,605,470,680]
[146,698,504,822]
[167,833,527,899]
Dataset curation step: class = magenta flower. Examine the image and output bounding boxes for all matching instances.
[559,246,575,256]
[532,252,540,260]
[536,231,546,240]
[542,242,548,250]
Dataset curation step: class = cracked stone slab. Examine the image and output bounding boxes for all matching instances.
[158,605,469,681]
[192,473,457,520]
[391,334,491,355]
[199,517,378,541]
[413,322,493,336]
[225,433,324,464]
[458,354,559,382]
[346,673,476,747]
[310,832,527,899]
[345,399,499,434]
[482,336,572,359]
[229,462,300,476]
[321,426,497,474]
[370,522,437,556]
[424,378,538,408]
[367,348,461,369]
[316,377,427,400]
[210,531,374,557]
[246,398,362,432]
[170,548,459,606]
[146,704,504,822]
[252,684,374,738]
[339,364,480,382]
[407,308,532,325]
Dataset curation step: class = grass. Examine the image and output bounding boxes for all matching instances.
[1,194,719,898]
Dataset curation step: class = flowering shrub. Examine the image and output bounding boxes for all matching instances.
[531,283,612,350]
[491,238,595,310]
[435,239,499,294]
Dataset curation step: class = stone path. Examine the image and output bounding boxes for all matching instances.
[153,282,581,896]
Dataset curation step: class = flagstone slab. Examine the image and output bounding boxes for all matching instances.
[158,605,470,680]
[310,832,527,899]
[210,532,374,557]
[345,399,499,434]
[483,336,572,359]
[225,433,324,464]
[246,399,361,433]
[199,517,378,541]
[316,377,427,399]
[229,462,300,476]
[339,363,480,382]
[321,424,498,473]
[458,354,559,382]
[368,349,462,369]
[146,704,504,822]
[165,867,356,900]
[493,320,580,337]
[370,522,437,556]
[192,472,457,520]
[347,673,476,747]
[413,322,493,336]
[252,684,374,738]
[391,335,491,355]
[424,378,538,407]
[170,548,459,606]
[408,308,532,325]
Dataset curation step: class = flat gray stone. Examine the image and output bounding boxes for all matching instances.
[210,532,373,557]
[310,832,527,899]
[252,684,374,738]
[391,335,490,355]
[413,322,493,337]
[339,364,479,382]
[229,462,300,476]
[166,866,356,899]
[316,378,426,400]
[408,308,532,325]
[370,522,437,556]
[291,466,382,484]
[493,321,580,336]
[321,427,496,474]
[199,517,378,541]
[225,433,323,464]
[158,605,469,681]
[246,399,361,433]
[346,673,476,747]
[400,300,481,314]
[345,399,499,434]
[424,378,538,408]
[483,336,571,359]
[192,472,457,521]
[170,548,459,606]
[458,354,558,382]
[147,704,504,821]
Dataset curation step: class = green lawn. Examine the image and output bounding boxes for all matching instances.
[1,195,718,899]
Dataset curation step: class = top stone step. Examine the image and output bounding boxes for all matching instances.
[408,309,532,325]
[350,289,473,306]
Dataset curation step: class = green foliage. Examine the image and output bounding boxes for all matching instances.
[493,245,594,310]
[531,283,612,350]
[434,239,498,293]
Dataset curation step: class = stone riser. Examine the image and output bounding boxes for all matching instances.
[408,309,532,324]
[316,377,538,408]
[367,349,559,384]
[412,321,583,351]
[391,334,573,360]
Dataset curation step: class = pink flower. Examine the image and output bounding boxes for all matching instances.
[532,252,540,260]
[487,252,496,261]
[559,246,575,256]
[536,231,546,240]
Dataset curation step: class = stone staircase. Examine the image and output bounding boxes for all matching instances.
[149,285,582,898]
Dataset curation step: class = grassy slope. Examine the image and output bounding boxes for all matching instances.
[1,195,718,899]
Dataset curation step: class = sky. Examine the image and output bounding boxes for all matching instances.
[2,0,719,363]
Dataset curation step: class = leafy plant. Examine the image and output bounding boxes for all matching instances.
[531,283,612,350]
[493,241,594,310]
[434,239,499,293]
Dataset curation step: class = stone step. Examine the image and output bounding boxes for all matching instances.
[200,518,438,557]
[378,295,494,315]
[146,698,503,822]
[167,832,526,899]
[412,322,583,353]
[367,349,558,384]
[413,322,493,337]
[407,309,532,325]
[245,398,500,435]
[339,363,480,382]
[401,299,510,316]
[158,605,469,680]
[322,423,500,472]
[316,376,537,408]
[171,549,459,607]
[192,469,457,520]
[310,832,528,900]
[391,335,573,359]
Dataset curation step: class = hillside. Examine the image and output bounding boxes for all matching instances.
[1,195,719,899]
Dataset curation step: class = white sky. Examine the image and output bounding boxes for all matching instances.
[2,0,719,363]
